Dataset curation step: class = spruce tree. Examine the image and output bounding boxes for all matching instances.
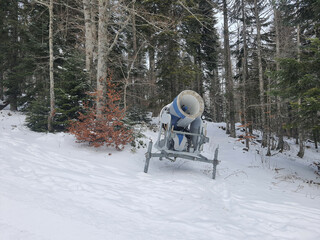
[54,52,88,131]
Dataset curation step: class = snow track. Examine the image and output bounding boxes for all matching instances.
[1,111,320,240]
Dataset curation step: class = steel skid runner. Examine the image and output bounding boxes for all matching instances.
[143,90,219,179]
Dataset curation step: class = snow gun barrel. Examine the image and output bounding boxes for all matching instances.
[168,90,204,128]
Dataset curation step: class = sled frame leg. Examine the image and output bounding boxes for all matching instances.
[212,146,219,179]
[144,141,153,173]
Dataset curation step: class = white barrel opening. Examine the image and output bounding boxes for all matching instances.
[176,90,204,119]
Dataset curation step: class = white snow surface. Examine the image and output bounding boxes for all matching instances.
[0,110,320,240]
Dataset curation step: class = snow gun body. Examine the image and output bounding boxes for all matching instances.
[144,90,219,179]
[155,90,209,153]
[144,90,218,179]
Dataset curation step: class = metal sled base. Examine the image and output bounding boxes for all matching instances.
[144,141,219,179]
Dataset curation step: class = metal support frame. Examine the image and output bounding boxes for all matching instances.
[144,140,219,179]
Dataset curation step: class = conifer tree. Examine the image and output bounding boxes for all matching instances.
[276,39,320,156]
[54,52,88,131]
[4,0,20,110]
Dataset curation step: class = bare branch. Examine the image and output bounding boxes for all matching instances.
[33,0,50,8]
[106,14,131,57]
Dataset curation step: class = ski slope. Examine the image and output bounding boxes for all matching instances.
[0,110,320,240]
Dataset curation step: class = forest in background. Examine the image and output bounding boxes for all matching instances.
[0,0,319,158]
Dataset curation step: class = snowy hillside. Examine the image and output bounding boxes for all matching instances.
[0,110,320,240]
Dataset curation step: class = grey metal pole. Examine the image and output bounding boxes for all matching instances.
[212,146,219,179]
[144,141,153,173]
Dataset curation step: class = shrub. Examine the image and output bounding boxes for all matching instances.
[68,75,133,150]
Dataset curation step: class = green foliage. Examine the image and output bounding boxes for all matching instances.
[276,38,320,133]
[25,95,49,132]
[54,53,88,131]
[300,87,320,131]
[181,0,219,94]
[1,1,50,109]
[125,106,152,125]
[25,51,88,132]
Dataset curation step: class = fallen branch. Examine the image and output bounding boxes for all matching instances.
[224,170,248,179]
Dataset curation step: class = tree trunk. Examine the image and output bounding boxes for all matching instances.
[47,0,55,132]
[215,68,222,122]
[131,2,137,57]
[210,68,220,122]
[222,78,228,127]
[266,70,272,156]
[241,0,249,148]
[123,78,128,111]
[297,24,301,62]
[83,0,94,85]
[297,107,305,158]
[96,0,109,112]
[313,129,318,149]
[254,0,267,147]
[273,5,284,151]
[91,0,98,85]
[149,46,156,102]
[131,1,138,106]
[0,69,3,100]
[296,24,304,158]
[9,0,18,111]
[223,0,236,138]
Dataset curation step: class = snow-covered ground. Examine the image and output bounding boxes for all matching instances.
[0,110,320,240]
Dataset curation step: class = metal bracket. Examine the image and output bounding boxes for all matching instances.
[144,140,219,179]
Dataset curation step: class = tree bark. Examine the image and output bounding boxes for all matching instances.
[241,0,249,148]
[149,46,156,99]
[131,2,137,57]
[273,5,284,152]
[91,0,98,84]
[223,0,236,138]
[297,101,304,158]
[96,0,110,112]
[131,1,138,106]
[9,0,18,111]
[254,0,267,147]
[296,24,304,158]
[266,70,272,156]
[313,129,318,149]
[0,67,4,101]
[48,0,55,132]
[210,68,220,122]
[83,0,94,85]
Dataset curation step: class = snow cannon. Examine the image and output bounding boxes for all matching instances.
[169,90,204,129]
[144,90,219,179]
[156,90,206,152]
